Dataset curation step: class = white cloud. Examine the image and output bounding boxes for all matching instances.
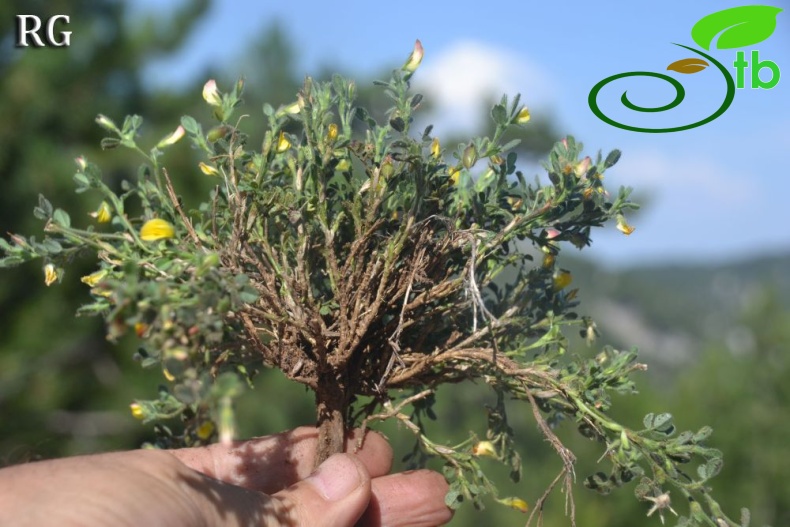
[415,40,556,134]
[614,149,759,206]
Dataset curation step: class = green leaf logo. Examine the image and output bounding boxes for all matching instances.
[691,5,783,50]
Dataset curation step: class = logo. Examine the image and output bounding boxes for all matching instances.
[589,5,782,133]
[15,15,72,48]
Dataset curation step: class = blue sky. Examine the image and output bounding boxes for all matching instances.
[138,0,790,267]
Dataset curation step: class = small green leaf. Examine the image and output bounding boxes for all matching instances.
[491,104,507,125]
[180,115,200,134]
[604,149,621,169]
[691,5,783,50]
[53,209,71,228]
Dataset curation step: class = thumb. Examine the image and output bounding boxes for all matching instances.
[273,453,372,527]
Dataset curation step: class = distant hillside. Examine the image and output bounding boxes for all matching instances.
[562,252,790,371]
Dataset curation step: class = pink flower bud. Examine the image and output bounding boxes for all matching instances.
[202,79,222,106]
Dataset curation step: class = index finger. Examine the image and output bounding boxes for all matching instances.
[169,426,393,493]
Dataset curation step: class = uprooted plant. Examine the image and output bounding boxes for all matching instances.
[1,41,750,526]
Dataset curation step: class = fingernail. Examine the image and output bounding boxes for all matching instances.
[308,454,363,501]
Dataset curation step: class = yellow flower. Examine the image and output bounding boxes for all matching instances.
[616,215,635,236]
[198,162,220,177]
[276,131,291,153]
[542,253,555,269]
[162,367,176,382]
[553,269,573,291]
[431,137,441,159]
[516,107,531,125]
[140,218,175,241]
[43,263,58,286]
[196,421,215,440]
[402,39,424,74]
[336,158,351,172]
[327,123,338,142]
[448,166,461,185]
[472,441,497,457]
[496,496,529,513]
[81,269,107,287]
[89,201,112,223]
[156,125,185,149]
[129,403,145,420]
[202,79,221,106]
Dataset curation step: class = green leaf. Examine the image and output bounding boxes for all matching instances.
[604,149,621,169]
[52,209,71,228]
[0,256,25,268]
[691,5,783,50]
[180,115,200,134]
[491,104,507,126]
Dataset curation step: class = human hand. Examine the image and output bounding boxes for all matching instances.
[0,426,452,527]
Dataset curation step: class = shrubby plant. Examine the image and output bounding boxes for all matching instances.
[1,41,748,526]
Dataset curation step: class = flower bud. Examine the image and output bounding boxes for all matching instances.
[496,497,529,513]
[515,107,531,124]
[80,269,108,287]
[402,39,424,74]
[130,402,145,420]
[95,114,119,133]
[199,162,220,177]
[553,268,572,291]
[574,156,591,178]
[140,218,175,241]
[472,440,497,457]
[616,214,635,235]
[448,166,461,185]
[196,421,216,440]
[44,263,58,286]
[74,156,87,171]
[276,131,291,153]
[202,79,222,106]
[462,144,477,170]
[89,201,112,223]
[431,137,441,159]
[327,123,339,142]
[156,125,185,149]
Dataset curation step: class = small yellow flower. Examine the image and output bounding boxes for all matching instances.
[431,137,441,159]
[616,215,635,236]
[542,253,555,269]
[130,403,145,420]
[402,39,424,74]
[156,125,185,149]
[276,131,291,153]
[496,496,529,513]
[44,263,58,286]
[81,269,107,287]
[89,201,112,223]
[515,107,531,125]
[472,441,497,457]
[202,79,222,106]
[162,367,176,382]
[199,162,220,177]
[134,322,148,337]
[140,218,175,241]
[327,123,338,142]
[336,158,351,172]
[553,269,573,291]
[196,421,215,440]
[448,166,461,185]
